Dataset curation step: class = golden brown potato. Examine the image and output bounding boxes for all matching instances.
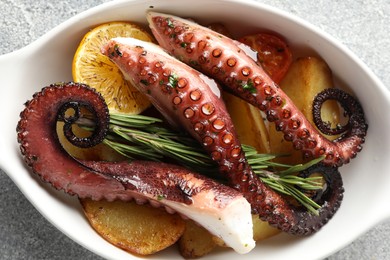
[178,220,217,258]
[269,56,341,164]
[251,215,280,241]
[80,198,185,255]
[223,91,271,154]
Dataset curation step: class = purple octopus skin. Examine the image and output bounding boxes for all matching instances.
[16,82,255,253]
[102,38,344,235]
[146,12,368,167]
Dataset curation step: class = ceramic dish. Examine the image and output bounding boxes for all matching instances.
[0,0,389,259]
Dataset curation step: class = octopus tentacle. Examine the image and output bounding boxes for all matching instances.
[102,38,344,235]
[16,82,255,253]
[57,98,108,148]
[146,12,368,167]
[313,88,367,138]
[260,163,343,235]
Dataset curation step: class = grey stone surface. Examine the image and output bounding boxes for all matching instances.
[0,0,389,259]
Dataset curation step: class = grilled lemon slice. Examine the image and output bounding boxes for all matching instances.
[73,22,153,114]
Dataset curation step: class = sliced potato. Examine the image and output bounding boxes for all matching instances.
[252,215,280,241]
[179,220,217,258]
[80,199,185,255]
[269,56,340,164]
[211,236,226,248]
[179,217,276,257]
[223,91,271,154]
[213,214,280,247]
[279,56,339,126]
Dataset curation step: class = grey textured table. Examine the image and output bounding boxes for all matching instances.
[1,0,389,259]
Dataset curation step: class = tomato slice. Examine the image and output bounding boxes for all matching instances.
[239,33,292,84]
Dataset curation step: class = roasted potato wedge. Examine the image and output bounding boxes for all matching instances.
[80,199,185,255]
[251,215,280,241]
[269,56,341,164]
[179,220,217,258]
[224,91,271,154]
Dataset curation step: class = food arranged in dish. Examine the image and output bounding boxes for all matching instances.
[16,12,367,258]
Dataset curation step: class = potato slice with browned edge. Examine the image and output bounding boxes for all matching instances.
[179,220,217,258]
[80,199,185,255]
[269,56,340,165]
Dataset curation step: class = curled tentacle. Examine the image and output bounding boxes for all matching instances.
[57,99,108,148]
[147,12,368,167]
[262,163,343,235]
[16,82,255,254]
[313,88,367,138]
[102,38,344,235]
[298,163,342,205]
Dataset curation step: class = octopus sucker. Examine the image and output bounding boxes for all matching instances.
[16,82,255,254]
[146,11,368,167]
[102,38,344,235]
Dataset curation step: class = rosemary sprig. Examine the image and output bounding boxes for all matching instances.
[105,114,217,173]
[77,113,324,214]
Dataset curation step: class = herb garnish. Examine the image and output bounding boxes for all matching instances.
[157,195,166,201]
[168,73,179,88]
[166,18,174,28]
[241,78,257,94]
